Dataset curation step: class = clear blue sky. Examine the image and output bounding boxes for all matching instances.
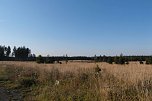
[0,0,152,56]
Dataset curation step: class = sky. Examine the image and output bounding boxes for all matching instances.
[0,0,152,56]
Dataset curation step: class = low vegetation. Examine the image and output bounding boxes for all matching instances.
[0,62,151,101]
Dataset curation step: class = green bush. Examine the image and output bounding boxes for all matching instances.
[114,54,126,65]
[107,57,113,64]
[146,57,152,64]
[36,55,44,63]
[119,56,125,64]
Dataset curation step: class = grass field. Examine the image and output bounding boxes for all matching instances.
[0,61,152,101]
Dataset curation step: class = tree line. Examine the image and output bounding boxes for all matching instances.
[0,45,35,61]
[94,54,152,65]
[0,46,11,60]
[0,45,152,64]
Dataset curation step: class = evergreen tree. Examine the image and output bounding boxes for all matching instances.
[114,54,125,65]
[65,54,68,64]
[107,56,113,64]
[6,46,11,57]
[0,46,5,60]
[99,55,102,62]
[36,55,44,63]
[94,54,98,62]
[114,56,119,64]
[12,46,31,60]
[119,54,125,64]
[102,55,107,62]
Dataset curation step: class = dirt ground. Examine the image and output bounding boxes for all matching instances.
[0,87,22,101]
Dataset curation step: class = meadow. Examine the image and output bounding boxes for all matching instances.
[0,61,152,101]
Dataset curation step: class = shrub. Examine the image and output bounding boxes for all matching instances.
[107,57,113,64]
[19,77,37,87]
[36,55,44,63]
[119,56,125,64]
[114,56,119,64]
[146,57,152,64]
[114,54,126,65]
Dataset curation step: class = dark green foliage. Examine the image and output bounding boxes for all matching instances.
[45,56,51,63]
[6,46,11,57]
[124,57,129,64]
[91,55,150,63]
[114,56,119,64]
[45,58,55,64]
[119,56,125,64]
[146,57,152,64]
[114,54,125,65]
[50,59,55,64]
[94,54,98,62]
[0,45,12,60]
[36,55,56,64]
[36,55,44,63]
[102,55,107,62]
[98,55,102,62]
[1,44,152,64]
[107,56,113,64]
[12,46,31,60]
[0,46,5,60]
[65,54,68,64]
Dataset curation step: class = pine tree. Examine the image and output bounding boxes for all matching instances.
[119,54,125,64]
[107,56,113,64]
[6,46,11,57]
[36,55,44,63]
[94,54,97,62]
[114,56,119,64]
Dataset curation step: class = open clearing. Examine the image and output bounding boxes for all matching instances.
[0,61,152,101]
[0,61,152,83]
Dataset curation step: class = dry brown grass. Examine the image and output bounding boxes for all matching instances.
[0,61,151,84]
[0,61,95,73]
[99,62,152,84]
[0,61,152,101]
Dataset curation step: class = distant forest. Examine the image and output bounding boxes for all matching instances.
[0,45,152,64]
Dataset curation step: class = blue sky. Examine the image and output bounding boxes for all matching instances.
[0,0,152,56]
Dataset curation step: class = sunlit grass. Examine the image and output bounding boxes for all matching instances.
[0,61,151,101]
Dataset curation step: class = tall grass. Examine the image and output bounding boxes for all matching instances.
[0,62,151,101]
